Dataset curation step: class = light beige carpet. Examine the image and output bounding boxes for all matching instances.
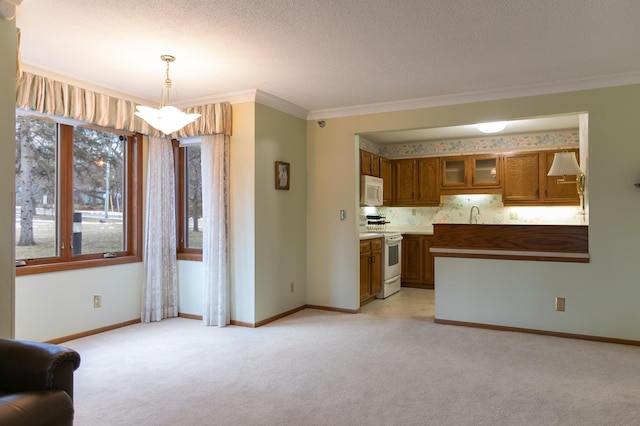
[65,309,640,426]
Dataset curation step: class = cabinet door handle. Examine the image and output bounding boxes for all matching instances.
[371,256,375,264]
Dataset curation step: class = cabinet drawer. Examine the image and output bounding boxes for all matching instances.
[370,239,382,251]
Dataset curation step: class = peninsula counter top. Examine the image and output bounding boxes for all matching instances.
[431,224,589,263]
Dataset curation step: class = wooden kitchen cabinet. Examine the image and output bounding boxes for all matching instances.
[380,157,392,205]
[503,149,580,205]
[360,238,383,304]
[401,234,434,289]
[502,151,540,203]
[440,154,501,194]
[360,150,380,177]
[392,158,439,206]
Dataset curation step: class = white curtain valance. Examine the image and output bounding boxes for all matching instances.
[15,71,232,137]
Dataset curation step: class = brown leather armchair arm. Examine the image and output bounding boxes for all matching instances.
[0,338,81,399]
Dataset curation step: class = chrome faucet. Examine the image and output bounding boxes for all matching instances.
[469,205,480,224]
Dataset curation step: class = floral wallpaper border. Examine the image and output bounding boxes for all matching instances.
[360,130,579,158]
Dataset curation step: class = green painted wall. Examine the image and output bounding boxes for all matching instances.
[306,85,640,340]
[254,103,307,321]
[0,17,16,338]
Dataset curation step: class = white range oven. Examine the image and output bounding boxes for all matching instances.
[377,232,402,299]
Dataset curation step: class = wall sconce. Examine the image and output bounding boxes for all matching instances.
[547,151,586,216]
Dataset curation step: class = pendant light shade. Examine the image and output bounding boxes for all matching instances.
[135,55,200,135]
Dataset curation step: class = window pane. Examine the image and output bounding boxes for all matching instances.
[72,127,125,255]
[185,145,203,249]
[15,116,58,260]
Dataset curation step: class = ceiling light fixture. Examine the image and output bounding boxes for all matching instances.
[134,55,200,135]
[476,121,507,133]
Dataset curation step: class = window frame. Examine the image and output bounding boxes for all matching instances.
[15,115,143,275]
[173,139,203,261]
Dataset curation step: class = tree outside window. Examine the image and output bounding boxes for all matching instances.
[15,114,141,273]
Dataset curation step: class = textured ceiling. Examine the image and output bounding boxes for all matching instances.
[15,0,640,117]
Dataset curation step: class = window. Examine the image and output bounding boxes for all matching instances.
[174,140,203,260]
[15,114,142,274]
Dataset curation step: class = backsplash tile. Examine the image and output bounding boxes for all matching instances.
[361,194,584,230]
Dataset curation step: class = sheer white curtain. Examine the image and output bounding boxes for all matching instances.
[141,136,178,322]
[201,134,230,326]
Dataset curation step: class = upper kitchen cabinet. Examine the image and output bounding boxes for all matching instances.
[392,158,439,206]
[502,151,539,203]
[379,157,392,205]
[360,150,380,177]
[503,149,580,205]
[440,154,501,194]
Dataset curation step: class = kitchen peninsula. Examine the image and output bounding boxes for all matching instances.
[431,224,589,263]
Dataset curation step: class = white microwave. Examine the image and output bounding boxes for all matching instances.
[360,175,383,206]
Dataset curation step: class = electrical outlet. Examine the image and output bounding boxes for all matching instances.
[93,294,102,309]
[555,297,565,312]
[290,282,294,293]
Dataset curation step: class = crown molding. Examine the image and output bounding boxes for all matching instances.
[21,62,640,123]
[306,71,640,121]
[254,89,308,119]
[179,89,258,108]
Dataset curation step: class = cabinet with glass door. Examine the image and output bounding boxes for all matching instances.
[441,154,501,194]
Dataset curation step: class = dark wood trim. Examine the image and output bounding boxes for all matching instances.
[432,224,589,263]
[46,319,140,344]
[46,305,358,342]
[402,282,434,289]
[434,318,640,347]
[434,224,588,252]
[16,255,142,276]
[431,250,589,263]
[305,304,360,314]
[178,313,202,321]
[255,306,307,327]
[176,253,203,262]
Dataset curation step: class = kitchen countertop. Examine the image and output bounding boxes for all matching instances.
[359,232,384,240]
[359,226,434,239]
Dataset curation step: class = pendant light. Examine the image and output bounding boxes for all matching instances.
[135,55,201,135]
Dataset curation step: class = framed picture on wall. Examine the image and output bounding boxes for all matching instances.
[275,161,290,190]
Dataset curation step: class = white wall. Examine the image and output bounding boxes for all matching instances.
[254,103,306,321]
[15,263,143,341]
[306,85,640,341]
[0,17,17,337]
[177,260,203,315]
